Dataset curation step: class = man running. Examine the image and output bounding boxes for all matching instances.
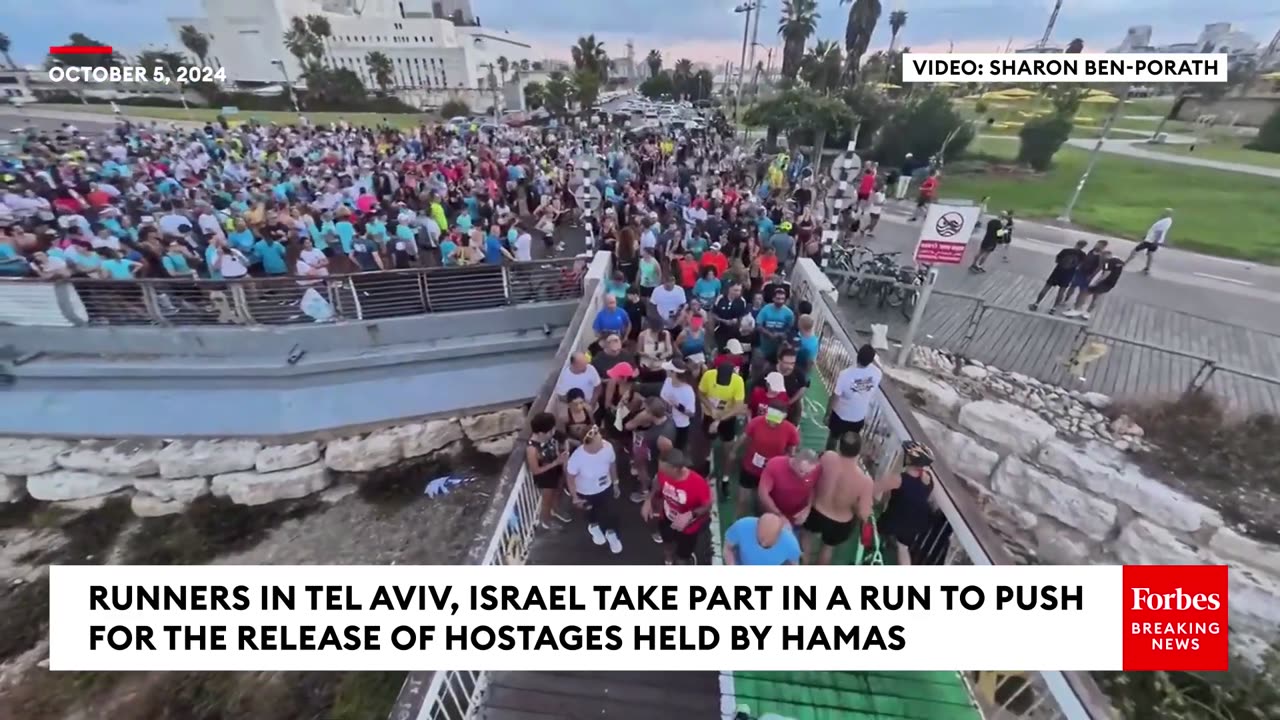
[802,431,874,565]
[724,513,801,565]
[645,448,713,565]
[1029,239,1088,314]
[970,210,1010,273]
[826,344,881,450]
[1125,209,1172,275]
[757,448,819,532]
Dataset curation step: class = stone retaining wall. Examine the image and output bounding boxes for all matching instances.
[897,347,1280,664]
[0,408,525,516]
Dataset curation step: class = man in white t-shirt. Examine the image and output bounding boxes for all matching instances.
[513,228,533,262]
[555,352,602,405]
[1126,208,1172,275]
[650,276,687,330]
[826,344,882,450]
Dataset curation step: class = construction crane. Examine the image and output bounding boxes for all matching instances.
[1038,0,1063,50]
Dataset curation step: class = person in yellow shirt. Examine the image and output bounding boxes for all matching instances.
[699,363,747,494]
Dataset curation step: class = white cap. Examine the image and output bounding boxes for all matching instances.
[725,339,744,355]
[660,360,682,373]
[766,372,786,393]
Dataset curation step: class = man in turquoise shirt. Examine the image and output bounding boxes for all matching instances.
[254,235,288,276]
[755,287,795,361]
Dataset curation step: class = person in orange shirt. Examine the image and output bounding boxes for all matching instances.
[700,242,729,278]
[756,247,779,287]
[675,253,700,291]
[910,170,940,222]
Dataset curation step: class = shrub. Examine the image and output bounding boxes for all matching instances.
[872,91,974,164]
[974,99,989,114]
[1016,113,1073,171]
[1246,105,1280,154]
[439,99,471,118]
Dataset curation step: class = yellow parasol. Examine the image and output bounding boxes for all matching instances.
[1080,94,1119,104]
[1084,89,1116,98]
[1261,71,1280,81]
[996,87,1038,98]
[981,91,1029,101]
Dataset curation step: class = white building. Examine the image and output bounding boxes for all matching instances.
[168,0,535,97]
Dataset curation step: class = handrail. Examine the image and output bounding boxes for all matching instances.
[0,258,587,327]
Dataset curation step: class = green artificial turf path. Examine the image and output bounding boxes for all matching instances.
[712,371,982,720]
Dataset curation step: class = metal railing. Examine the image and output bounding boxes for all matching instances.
[387,254,611,720]
[0,258,587,328]
[392,256,1114,720]
[791,261,1114,720]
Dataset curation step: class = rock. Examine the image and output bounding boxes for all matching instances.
[460,409,525,441]
[959,400,1056,457]
[133,478,209,504]
[1081,392,1111,409]
[1114,519,1201,565]
[1008,372,1029,385]
[967,360,985,369]
[0,438,72,475]
[396,419,464,459]
[1034,523,1095,564]
[1026,395,1045,411]
[255,442,321,473]
[320,484,359,505]
[131,494,190,517]
[986,366,1001,374]
[1038,440,1221,533]
[1113,440,1131,452]
[156,440,261,479]
[1209,528,1280,577]
[26,470,134,501]
[1,475,26,503]
[54,494,127,512]
[56,439,164,476]
[1068,407,1083,419]
[992,457,1117,541]
[1111,414,1140,436]
[211,462,331,506]
[324,430,403,472]
[1228,569,1280,635]
[885,367,963,418]
[475,433,518,457]
[915,415,1000,485]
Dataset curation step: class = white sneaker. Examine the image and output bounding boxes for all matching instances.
[551,509,573,524]
[1062,309,1083,318]
[651,531,664,544]
[606,531,623,554]
[588,524,606,545]
[1080,312,1091,321]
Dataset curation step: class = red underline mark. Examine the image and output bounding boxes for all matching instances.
[49,46,113,55]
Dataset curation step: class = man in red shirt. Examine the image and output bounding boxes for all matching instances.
[700,243,729,278]
[737,406,800,518]
[758,450,820,532]
[747,371,789,418]
[645,449,712,565]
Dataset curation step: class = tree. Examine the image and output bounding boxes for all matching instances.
[840,0,882,84]
[523,81,546,110]
[544,71,574,115]
[179,25,209,67]
[365,51,393,92]
[284,17,320,63]
[573,68,601,111]
[571,35,609,82]
[887,10,908,52]
[0,32,17,70]
[497,56,510,84]
[801,40,843,94]
[1066,38,1084,53]
[1017,113,1073,170]
[645,49,662,78]
[778,0,820,82]
[743,87,855,157]
[137,50,185,78]
[1247,104,1280,153]
[45,33,123,69]
[306,14,332,65]
[440,99,471,118]
[303,67,367,106]
[863,49,905,86]
[841,82,896,147]
[519,59,530,71]
[639,70,675,99]
[873,91,973,164]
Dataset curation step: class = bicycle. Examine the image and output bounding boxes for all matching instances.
[897,264,931,320]
[850,251,905,309]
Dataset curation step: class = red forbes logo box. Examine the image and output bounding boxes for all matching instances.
[1122,565,1229,671]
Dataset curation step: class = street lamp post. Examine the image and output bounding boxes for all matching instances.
[270,59,301,114]
[733,2,756,122]
[1059,85,1129,223]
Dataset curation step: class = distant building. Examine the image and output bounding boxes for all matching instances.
[1115,26,1152,52]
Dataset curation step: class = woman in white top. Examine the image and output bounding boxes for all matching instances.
[659,359,698,451]
[296,237,330,281]
[636,315,674,382]
[565,425,623,554]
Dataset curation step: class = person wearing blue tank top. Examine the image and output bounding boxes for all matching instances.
[874,441,936,566]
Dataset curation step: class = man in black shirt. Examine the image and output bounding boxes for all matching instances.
[711,282,749,347]
[1061,239,1108,309]
[1030,239,1088,314]
[1064,250,1122,321]
[970,211,1010,273]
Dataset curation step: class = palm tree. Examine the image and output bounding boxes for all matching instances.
[0,32,16,70]
[519,58,530,71]
[645,49,662,78]
[800,40,843,94]
[284,17,314,63]
[178,25,209,67]
[571,34,609,80]
[778,0,820,82]
[523,80,546,110]
[574,68,601,110]
[497,56,509,84]
[306,14,333,65]
[1066,38,1084,53]
[672,57,694,98]
[366,51,393,92]
[840,0,882,84]
[887,10,907,52]
[544,71,574,115]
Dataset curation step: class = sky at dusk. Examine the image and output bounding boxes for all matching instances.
[4,0,1276,67]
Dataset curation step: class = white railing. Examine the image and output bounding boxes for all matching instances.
[389,253,611,720]
[392,256,1112,720]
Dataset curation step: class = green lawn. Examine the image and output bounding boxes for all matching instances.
[1142,137,1280,171]
[948,137,1280,263]
[30,104,430,130]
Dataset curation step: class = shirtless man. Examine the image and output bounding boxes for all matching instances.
[801,431,874,565]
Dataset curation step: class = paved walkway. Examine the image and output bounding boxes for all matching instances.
[1063,137,1280,179]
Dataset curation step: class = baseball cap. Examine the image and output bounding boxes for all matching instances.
[605,362,638,381]
[765,372,786,393]
[660,359,685,373]
[725,339,744,355]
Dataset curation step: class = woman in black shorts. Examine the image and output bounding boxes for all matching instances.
[876,441,936,566]
[526,412,571,530]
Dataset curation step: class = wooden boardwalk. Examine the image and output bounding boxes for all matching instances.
[479,485,721,720]
[833,269,1280,416]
